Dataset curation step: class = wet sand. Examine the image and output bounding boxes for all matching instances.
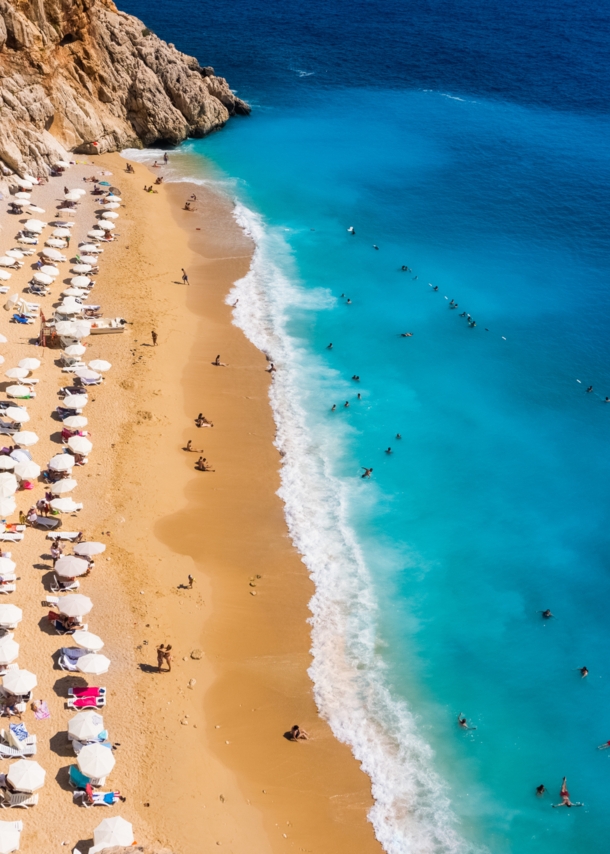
[0,152,382,854]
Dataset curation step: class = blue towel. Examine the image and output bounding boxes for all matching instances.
[9,723,28,742]
[69,765,90,788]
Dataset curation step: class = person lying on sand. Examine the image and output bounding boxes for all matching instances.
[288,725,309,741]
[195,413,214,428]
[185,440,203,453]
[212,355,228,366]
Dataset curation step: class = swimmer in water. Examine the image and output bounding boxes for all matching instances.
[331,404,336,412]
[457,714,477,731]
[357,393,362,400]
[385,447,392,454]
[346,299,352,304]
[432,285,438,291]
[536,785,546,797]
[540,609,554,619]
[412,276,418,280]
[373,245,379,250]
[347,226,355,234]
[605,397,610,402]
[400,332,414,337]
[327,343,333,349]
[344,401,350,408]
[552,777,583,808]
[597,739,610,750]
[579,666,589,678]
[352,375,360,381]
[361,467,373,478]
[459,312,466,317]
[396,433,402,439]
[586,386,593,393]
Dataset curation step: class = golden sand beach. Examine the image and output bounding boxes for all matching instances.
[0,154,383,853]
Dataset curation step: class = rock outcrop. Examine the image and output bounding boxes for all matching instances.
[0,0,249,176]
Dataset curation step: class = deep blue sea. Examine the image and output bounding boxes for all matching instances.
[121,1,610,851]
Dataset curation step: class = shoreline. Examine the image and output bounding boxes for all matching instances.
[110,156,384,852]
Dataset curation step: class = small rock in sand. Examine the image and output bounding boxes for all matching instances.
[181,718,189,725]
[190,649,203,660]
[188,678,196,689]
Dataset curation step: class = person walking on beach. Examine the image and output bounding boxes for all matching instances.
[164,152,168,163]
[552,777,583,808]
[151,330,157,346]
[188,574,194,589]
[156,644,166,672]
[457,713,477,730]
[50,541,63,567]
[181,268,189,285]
[163,645,173,672]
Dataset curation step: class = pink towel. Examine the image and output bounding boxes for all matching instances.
[33,700,50,720]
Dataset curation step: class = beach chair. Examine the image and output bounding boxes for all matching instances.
[0,819,23,830]
[68,686,106,698]
[0,742,36,757]
[0,664,18,678]
[0,791,38,808]
[67,695,105,710]
[42,595,59,607]
[72,739,112,755]
[0,584,16,595]
[73,786,122,807]
[46,531,82,541]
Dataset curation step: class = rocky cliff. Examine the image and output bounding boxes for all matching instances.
[0,0,250,176]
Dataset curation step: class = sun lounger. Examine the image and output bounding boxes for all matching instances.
[0,819,23,831]
[67,696,105,710]
[51,577,80,592]
[0,533,23,542]
[0,791,38,808]
[73,787,121,807]
[72,739,112,755]
[0,584,16,595]
[0,664,17,677]
[69,686,106,698]
[0,742,36,757]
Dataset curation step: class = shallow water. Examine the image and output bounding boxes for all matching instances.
[122,0,610,850]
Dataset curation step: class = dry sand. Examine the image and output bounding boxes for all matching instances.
[0,153,383,854]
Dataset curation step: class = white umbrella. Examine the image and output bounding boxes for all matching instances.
[0,474,17,498]
[78,741,116,780]
[0,635,19,666]
[15,179,32,190]
[55,160,71,168]
[87,231,105,240]
[76,653,111,676]
[0,271,11,281]
[40,265,59,276]
[8,450,29,463]
[2,407,28,423]
[17,358,40,371]
[62,288,86,298]
[79,255,98,265]
[74,542,106,556]
[103,202,121,210]
[48,454,74,472]
[97,221,115,231]
[52,220,74,229]
[49,478,78,496]
[73,630,104,651]
[71,276,91,288]
[24,219,45,231]
[0,605,21,626]
[0,334,7,343]
[71,264,91,274]
[46,238,67,248]
[63,394,88,409]
[58,321,91,339]
[5,387,33,399]
[0,558,16,573]
[71,189,86,197]
[78,244,101,253]
[100,211,119,219]
[0,459,15,471]
[0,258,17,268]
[14,192,30,200]
[5,250,24,259]
[42,248,64,261]
[74,369,101,381]
[13,460,40,480]
[55,554,88,576]
[64,343,87,357]
[12,431,39,447]
[0,824,20,853]
[68,436,92,454]
[26,205,45,214]
[93,817,133,849]
[0,356,5,366]
[5,368,29,380]
[57,301,83,315]
[64,192,81,202]
[49,497,81,513]
[68,710,104,742]
[88,360,111,372]
[16,237,38,245]
[0,498,16,517]
[63,415,88,428]
[7,759,45,793]
[57,594,92,617]
[23,174,38,184]
[3,669,37,694]
[32,272,53,285]
[52,228,71,238]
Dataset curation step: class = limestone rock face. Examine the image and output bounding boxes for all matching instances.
[0,0,250,175]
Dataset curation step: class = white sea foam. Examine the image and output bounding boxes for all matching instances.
[229,201,487,854]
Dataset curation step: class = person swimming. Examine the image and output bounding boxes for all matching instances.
[552,777,583,808]
[385,447,392,454]
[586,386,593,393]
[540,609,554,619]
[400,332,414,337]
[579,666,589,678]
[457,713,477,730]
[361,467,373,478]
[396,433,402,439]
[344,401,350,408]
[357,393,362,400]
[327,343,333,349]
[331,404,336,411]
[536,785,546,796]
[347,226,355,235]
[373,244,379,250]
[346,299,352,304]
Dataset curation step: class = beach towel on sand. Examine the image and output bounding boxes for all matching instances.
[33,700,50,719]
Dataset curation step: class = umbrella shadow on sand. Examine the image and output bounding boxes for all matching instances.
[49,731,74,759]
[38,615,60,636]
[74,838,94,853]
[53,674,88,697]
[55,766,78,794]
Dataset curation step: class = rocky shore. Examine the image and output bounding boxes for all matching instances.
[0,0,249,175]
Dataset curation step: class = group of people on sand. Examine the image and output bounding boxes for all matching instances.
[156,644,173,672]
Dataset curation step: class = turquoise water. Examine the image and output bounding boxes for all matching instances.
[120,0,610,848]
